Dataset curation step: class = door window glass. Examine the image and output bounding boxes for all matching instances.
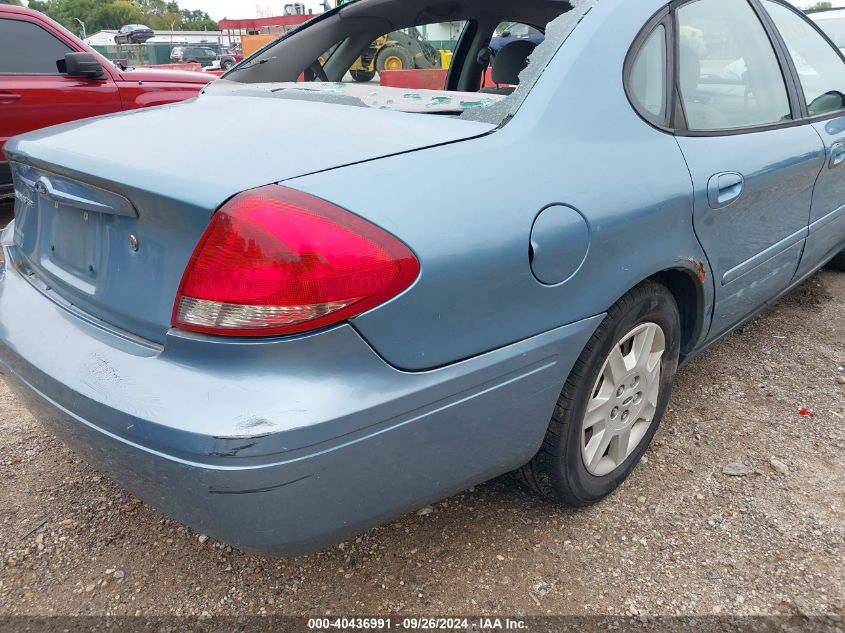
[630,25,667,122]
[764,1,845,117]
[811,14,845,49]
[677,0,791,131]
[0,18,72,75]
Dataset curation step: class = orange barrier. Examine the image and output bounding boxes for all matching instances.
[379,69,448,90]
[242,34,278,57]
[379,68,500,91]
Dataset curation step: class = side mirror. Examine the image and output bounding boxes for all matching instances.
[64,52,106,80]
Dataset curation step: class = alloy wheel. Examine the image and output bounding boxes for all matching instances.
[581,322,665,476]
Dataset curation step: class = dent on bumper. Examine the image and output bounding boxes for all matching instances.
[0,251,602,554]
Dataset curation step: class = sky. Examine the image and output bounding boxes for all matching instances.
[176,1,325,20]
[19,0,845,23]
[16,0,326,21]
[174,0,845,21]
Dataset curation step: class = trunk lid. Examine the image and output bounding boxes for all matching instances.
[5,93,495,342]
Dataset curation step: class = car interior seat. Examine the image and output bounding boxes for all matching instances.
[678,43,732,130]
[479,40,539,95]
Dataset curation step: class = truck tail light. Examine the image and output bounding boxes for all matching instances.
[172,185,419,337]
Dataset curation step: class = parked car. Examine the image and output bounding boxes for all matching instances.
[170,45,219,67]
[219,49,244,71]
[115,24,155,45]
[203,49,244,72]
[2,0,844,555]
[490,22,545,53]
[0,6,214,196]
[808,8,845,54]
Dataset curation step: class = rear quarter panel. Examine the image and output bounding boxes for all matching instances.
[288,0,711,371]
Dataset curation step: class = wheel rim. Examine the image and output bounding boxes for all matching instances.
[384,55,404,70]
[581,322,665,477]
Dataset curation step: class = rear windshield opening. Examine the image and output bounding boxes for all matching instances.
[214,0,596,122]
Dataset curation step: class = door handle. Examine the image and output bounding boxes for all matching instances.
[0,92,22,104]
[829,141,845,168]
[707,172,744,209]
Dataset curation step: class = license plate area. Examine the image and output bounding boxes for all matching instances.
[41,203,103,287]
[10,165,137,296]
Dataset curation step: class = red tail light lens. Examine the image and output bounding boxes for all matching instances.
[172,185,419,337]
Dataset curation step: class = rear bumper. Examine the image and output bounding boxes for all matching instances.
[0,229,601,554]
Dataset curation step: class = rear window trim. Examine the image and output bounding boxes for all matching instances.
[623,7,674,132]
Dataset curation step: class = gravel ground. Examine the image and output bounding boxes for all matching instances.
[0,234,843,618]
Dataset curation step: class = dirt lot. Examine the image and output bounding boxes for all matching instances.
[0,239,843,618]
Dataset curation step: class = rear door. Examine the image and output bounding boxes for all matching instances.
[760,0,845,275]
[671,0,825,338]
[0,16,123,168]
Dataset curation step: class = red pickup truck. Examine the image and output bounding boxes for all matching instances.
[0,5,213,195]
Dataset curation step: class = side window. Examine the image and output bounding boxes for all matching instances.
[763,1,845,117]
[629,25,668,123]
[677,0,791,131]
[0,19,72,75]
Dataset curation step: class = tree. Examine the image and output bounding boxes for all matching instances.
[808,2,833,9]
[26,0,216,32]
[0,0,24,6]
[179,9,217,30]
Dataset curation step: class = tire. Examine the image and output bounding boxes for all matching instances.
[351,70,377,82]
[827,251,845,271]
[519,280,681,506]
[222,59,235,70]
[376,46,413,72]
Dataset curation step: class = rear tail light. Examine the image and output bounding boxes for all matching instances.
[172,185,419,337]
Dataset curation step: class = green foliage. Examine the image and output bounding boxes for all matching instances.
[26,0,218,34]
[809,1,834,9]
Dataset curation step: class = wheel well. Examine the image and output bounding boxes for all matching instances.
[648,268,705,360]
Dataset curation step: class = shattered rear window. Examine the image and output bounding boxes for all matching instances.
[214,0,597,127]
[462,0,595,123]
[268,83,506,114]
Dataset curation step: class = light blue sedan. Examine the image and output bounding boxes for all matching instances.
[2,0,844,554]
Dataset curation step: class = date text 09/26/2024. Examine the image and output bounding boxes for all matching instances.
[307,618,528,630]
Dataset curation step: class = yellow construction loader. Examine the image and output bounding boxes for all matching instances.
[333,0,442,81]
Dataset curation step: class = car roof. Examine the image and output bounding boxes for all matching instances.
[0,4,49,17]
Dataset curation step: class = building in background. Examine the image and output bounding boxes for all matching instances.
[85,30,238,48]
